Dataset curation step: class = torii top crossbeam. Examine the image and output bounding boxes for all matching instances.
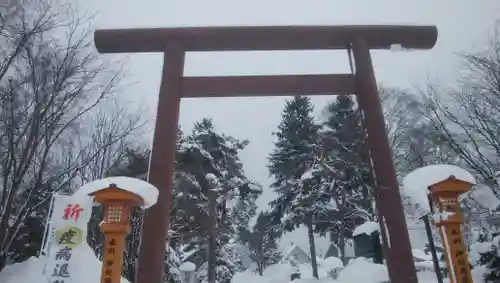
[94,25,437,53]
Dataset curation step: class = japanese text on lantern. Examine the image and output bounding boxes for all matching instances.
[102,237,117,283]
[450,227,471,283]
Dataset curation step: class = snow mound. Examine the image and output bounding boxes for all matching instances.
[353,221,380,236]
[0,244,130,283]
[321,257,343,270]
[403,164,475,214]
[412,248,433,261]
[233,270,277,283]
[299,263,328,279]
[75,176,158,208]
[264,263,296,278]
[469,242,492,265]
[472,265,488,283]
[179,261,196,272]
[337,257,389,283]
[288,279,337,283]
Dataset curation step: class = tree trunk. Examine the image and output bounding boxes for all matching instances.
[207,191,218,283]
[339,231,346,265]
[339,189,347,264]
[258,237,264,276]
[258,261,264,276]
[307,215,319,279]
[0,251,6,272]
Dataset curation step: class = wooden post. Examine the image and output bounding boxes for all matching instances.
[207,190,217,283]
[351,38,418,283]
[136,43,185,283]
[429,176,474,283]
[101,233,127,283]
[422,214,444,283]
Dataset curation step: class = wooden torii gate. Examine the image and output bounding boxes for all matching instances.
[93,25,438,283]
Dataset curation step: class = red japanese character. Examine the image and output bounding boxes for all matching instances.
[63,204,83,221]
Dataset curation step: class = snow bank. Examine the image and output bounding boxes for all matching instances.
[264,263,296,278]
[299,263,328,279]
[75,176,159,208]
[412,248,434,261]
[472,265,488,283]
[234,258,394,283]
[321,257,343,270]
[413,248,446,272]
[417,271,451,283]
[403,164,475,215]
[0,244,130,283]
[337,257,389,283]
[353,221,380,236]
[288,278,337,283]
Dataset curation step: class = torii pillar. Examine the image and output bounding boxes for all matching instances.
[93,25,438,283]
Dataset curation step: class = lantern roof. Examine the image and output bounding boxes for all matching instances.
[74,177,159,208]
[428,175,474,195]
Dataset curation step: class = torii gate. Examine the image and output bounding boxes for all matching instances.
[93,25,438,283]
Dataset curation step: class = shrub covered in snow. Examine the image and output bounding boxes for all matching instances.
[478,236,500,283]
[320,257,343,279]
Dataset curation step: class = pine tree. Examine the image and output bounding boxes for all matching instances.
[246,212,282,275]
[315,95,374,262]
[174,118,261,282]
[174,119,261,242]
[164,246,182,283]
[268,96,322,278]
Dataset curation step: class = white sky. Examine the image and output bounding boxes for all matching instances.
[86,0,500,223]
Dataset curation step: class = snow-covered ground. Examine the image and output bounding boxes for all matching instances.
[0,248,487,283]
[234,256,455,283]
[0,244,130,283]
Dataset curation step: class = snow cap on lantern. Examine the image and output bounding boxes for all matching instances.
[73,177,158,283]
[403,164,476,217]
[74,177,159,234]
[75,176,159,208]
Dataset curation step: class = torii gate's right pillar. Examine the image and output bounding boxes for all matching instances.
[352,38,417,283]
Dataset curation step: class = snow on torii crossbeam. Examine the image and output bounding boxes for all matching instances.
[93,25,438,283]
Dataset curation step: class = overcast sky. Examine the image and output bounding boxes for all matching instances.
[86,0,500,222]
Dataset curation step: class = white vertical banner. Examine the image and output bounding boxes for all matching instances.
[41,193,57,256]
[43,194,93,283]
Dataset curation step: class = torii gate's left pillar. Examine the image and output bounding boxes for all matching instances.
[138,43,184,283]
